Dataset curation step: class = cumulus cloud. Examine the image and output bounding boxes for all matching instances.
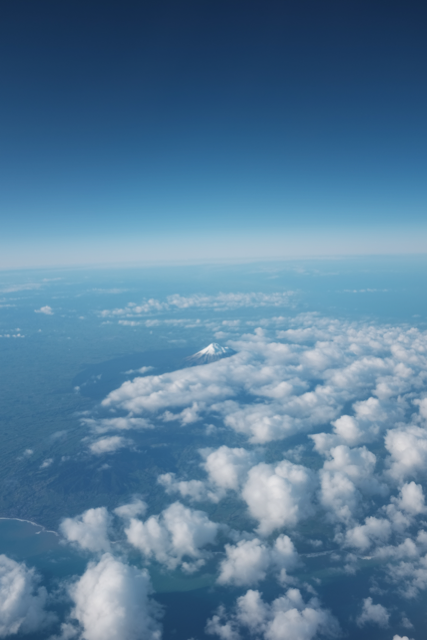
[206,588,340,640]
[89,436,132,455]
[35,305,53,315]
[202,446,254,491]
[317,445,386,523]
[385,426,427,481]
[158,473,212,503]
[99,317,427,448]
[0,554,54,637]
[81,312,427,624]
[124,501,218,572]
[68,554,161,640]
[383,544,427,598]
[217,534,298,587]
[60,507,111,553]
[158,446,258,504]
[241,460,316,535]
[392,482,427,516]
[114,498,147,520]
[344,517,392,552]
[356,597,389,627]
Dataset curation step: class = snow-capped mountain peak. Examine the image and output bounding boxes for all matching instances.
[186,343,235,365]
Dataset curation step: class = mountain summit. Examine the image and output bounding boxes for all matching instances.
[186,343,235,365]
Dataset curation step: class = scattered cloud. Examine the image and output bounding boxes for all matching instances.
[89,436,132,455]
[0,283,41,293]
[242,460,316,535]
[217,534,298,587]
[60,508,111,553]
[100,291,295,319]
[356,597,390,627]
[206,588,340,640]
[123,501,218,572]
[67,554,162,640]
[83,417,152,434]
[0,554,55,637]
[114,499,147,520]
[35,305,53,315]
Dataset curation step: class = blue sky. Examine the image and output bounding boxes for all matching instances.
[1,0,426,268]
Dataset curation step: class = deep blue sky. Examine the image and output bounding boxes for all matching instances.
[1,0,426,267]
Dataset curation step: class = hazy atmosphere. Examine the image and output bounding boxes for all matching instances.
[1,2,426,640]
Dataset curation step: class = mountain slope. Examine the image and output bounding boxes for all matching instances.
[186,343,236,365]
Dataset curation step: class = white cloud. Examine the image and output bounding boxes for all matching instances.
[317,445,386,523]
[201,446,256,493]
[385,426,427,481]
[1,283,41,293]
[99,317,427,448]
[0,554,54,638]
[60,507,111,553]
[393,482,427,516]
[158,474,212,503]
[35,305,53,315]
[206,588,340,640]
[124,501,218,572]
[356,597,389,627]
[68,554,161,640]
[114,499,147,520]
[217,534,298,587]
[123,366,153,376]
[241,460,316,535]
[89,436,132,455]
[100,292,295,319]
[83,416,152,434]
[344,517,392,552]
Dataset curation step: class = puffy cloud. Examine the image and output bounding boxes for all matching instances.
[392,482,427,516]
[393,636,414,640]
[0,554,54,637]
[157,473,212,503]
[158,446,256,503]
[99,317,427,448]
[206,588,340,640]
[201,446,256,493]
[68,554,161,640]
[89,436,132,455]
[241,460,316,535]
[60,507,111,553]
[114,498,147,519]
[217,534,298,586]
[35,305,53,315]
[356,597,389,627]
[415,397,427,420]
[124,502,218,572]
[383,549,427,599]
[317,445,386,523]
[344,517,392,552]
[385,426,427,481]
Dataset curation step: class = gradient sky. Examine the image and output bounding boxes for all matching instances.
[1,0,426,268]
